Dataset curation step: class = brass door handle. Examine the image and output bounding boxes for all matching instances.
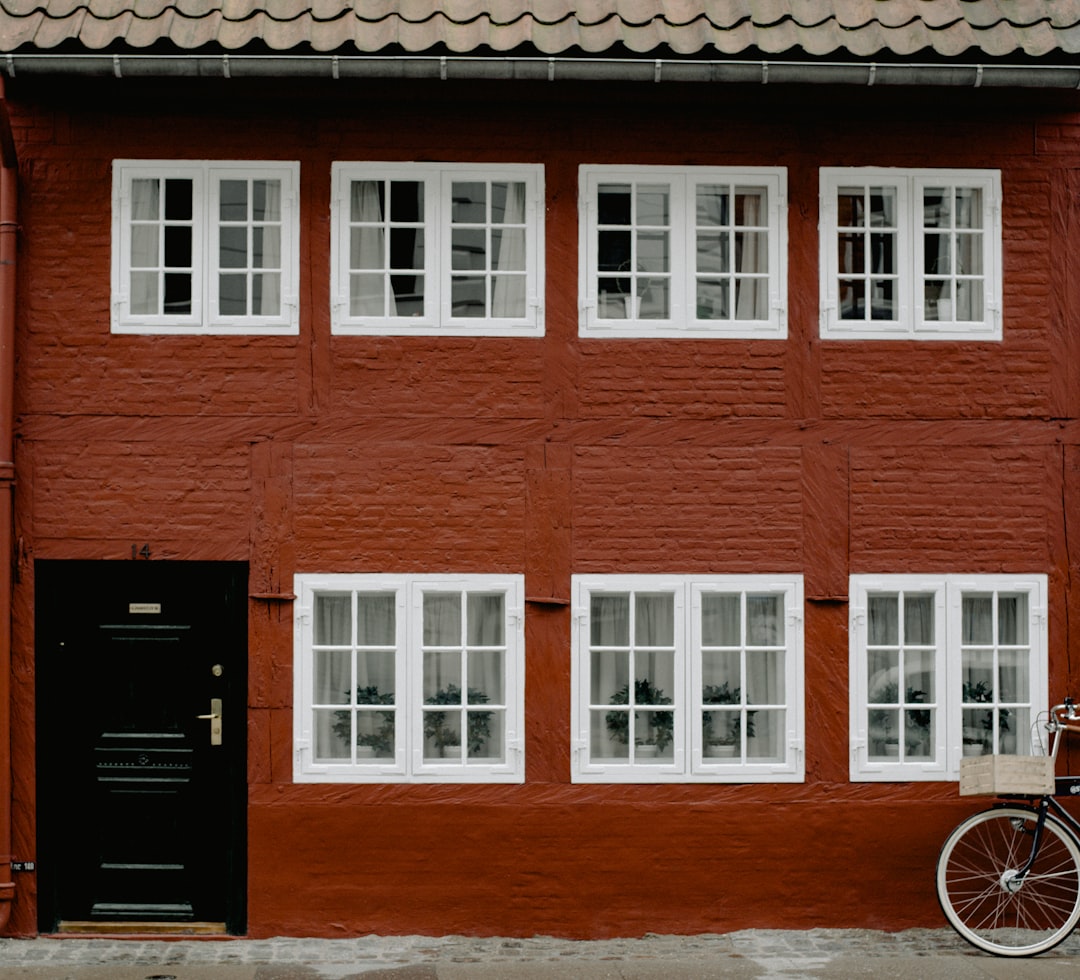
[196,698,223,745]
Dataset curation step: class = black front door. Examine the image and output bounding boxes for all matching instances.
[36,560,247,933]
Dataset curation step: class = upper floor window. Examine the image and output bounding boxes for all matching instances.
[111,161,299,334]
[293,573,524,783]
[331,163,544,336]
[571,575,804,783]
[849,574,1047,781]
[578,166,787,339]
[820,169,1001,340]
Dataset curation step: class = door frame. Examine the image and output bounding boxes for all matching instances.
[34,559,248,935]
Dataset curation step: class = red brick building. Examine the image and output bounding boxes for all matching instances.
[2,0,1080,940]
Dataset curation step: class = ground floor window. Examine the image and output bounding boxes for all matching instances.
[571,575,804,783]
[849,574,1047,781]
[293,574,524,783]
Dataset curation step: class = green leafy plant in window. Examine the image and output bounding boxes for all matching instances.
[701,681,755,751]
[331,685,396,757]
[605,679,674,752]
[424,683,493,757]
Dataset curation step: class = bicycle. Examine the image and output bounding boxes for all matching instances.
[937,699,1080,956]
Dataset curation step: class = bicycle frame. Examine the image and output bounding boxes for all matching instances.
[991,701,1080,881]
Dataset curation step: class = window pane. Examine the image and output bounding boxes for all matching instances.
[452,228,486,270]
[636,186,669,225]
[490,274,526,317]
[164,179,192,220]
[638,278,669,319]
[423,707,461,761]
[635,593,674,647]
[390,275,423,316]
[591,594,629,646]
[837,188,864,227]
[130,272,158,315]
[598,230,631,273]
[252,272,278,313]
[253,227,280,270]
[314,710,351,761]
[955,187,983,229]
[467,593,505,645]
[492,229,526,272]
[314,649,351,704]
[747,594,782,646]
[389,227,424,271]
[999,593,1029,645]
[591,648,629,703]
[904,594,934,645]
[389,181,423,222]
[839,279,864,320]
[423,650,461,702]
[701,593,740,647]
[747,709,782,761]
[746,649,783,704]
[468,650,504,704]
[351,228,384,270]
[634,710,674,761]
[350,275,384,316]
[591,709,628,760]
[130,226,159,268]
[355,710,395,760]
[219,179,247,221]
[131,178,160,220]
[219,274,246,314]
[451,276,485,317]
[491,182,525,223]
[598,184,631,225]
[702,648,740,690]
[252,179,281,222]
[962,596,993,645]
[697,232,728,274]
[868,595,898,646]
[357,593,396,646]
[869,188,896,227]
[999,649,1030,703]
[696,185,729,226]
[955,280,982,320]
[637,232,669,273]
[423,593,461,645]
[696,280,728,320]
[163,273,192,314]
[219,227,247,269]
[956,233,982,275]
[164,226,192,268]
[451,181,486,224]
[314,593,351,647]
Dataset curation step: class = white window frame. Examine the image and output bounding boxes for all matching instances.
[293,573,525,783]
[111,160,300,335]
[330,163,544,336]
[578,166,788,339]
[849,574,1048,782]
[571,574,804,783]
[820,168,1002,340]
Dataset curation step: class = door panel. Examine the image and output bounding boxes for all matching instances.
[36,561,247,933]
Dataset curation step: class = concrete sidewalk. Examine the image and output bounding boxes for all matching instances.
[2,930,1080,979]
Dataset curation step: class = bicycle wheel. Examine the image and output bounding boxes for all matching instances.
[936,805,1080,956]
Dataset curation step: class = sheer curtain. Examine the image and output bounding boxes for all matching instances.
[350,180,396,316]
[734,188,768,321]
[252,178,282,315]
[492,181,527,318]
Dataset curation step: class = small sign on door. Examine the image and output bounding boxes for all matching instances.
[128,603,162,614]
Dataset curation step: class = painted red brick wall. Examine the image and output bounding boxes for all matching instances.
[6,76,1080,938]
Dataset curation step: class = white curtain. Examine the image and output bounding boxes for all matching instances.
[492,181,527,318]
[350,180,396,316]
[252,179,282,315]
[734,188,767,321]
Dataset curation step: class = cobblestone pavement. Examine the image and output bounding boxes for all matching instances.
[0,930,1079,978]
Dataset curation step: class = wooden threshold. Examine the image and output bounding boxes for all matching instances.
[57,920,227,936]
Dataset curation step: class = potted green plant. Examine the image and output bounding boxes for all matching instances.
[701,682,755,757]
[868,681,929,757]
[331,684,395,759]
[424,683,493,758]
[605,678,674,756]
[962,679,1011,755]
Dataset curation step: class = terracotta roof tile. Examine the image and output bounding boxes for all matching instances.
[2,0,1080,58]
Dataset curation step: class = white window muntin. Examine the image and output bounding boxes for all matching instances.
[571,575,804,783]
[578,166,787,339]
[294,573,524,784]
[112,160,299,334]
[820,168,1001,340]
[331,163,544,337]
[849,574,1047,782]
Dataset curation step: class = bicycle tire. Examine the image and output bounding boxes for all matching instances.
[936,804,1080,956]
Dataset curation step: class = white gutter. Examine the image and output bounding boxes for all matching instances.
[3,54,1080,88]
